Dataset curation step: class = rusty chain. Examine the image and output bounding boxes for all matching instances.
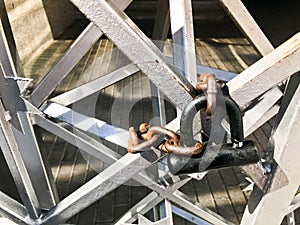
[127,123,203,155]
[127,73,220,155]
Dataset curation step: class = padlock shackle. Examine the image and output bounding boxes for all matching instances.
[180,95,244,146]
[180,95,207,146]
[225,96,244,144]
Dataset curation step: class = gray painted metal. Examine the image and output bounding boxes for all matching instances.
[0,100,40,220]
[0,191,29,225]
[0,0,23,77]
[41,150,163,225]
[69,0,197,110]
[42,102,129,148]
[50,63,139,106]
[32,114,122,164]
[28,0,133,108]
[11,112,59,209]
[0,67,57,213]
[228,32,300,107]
[172,205,211,225]
[150,0,170,126]
[169,0,197,86]
[241,81,300,224]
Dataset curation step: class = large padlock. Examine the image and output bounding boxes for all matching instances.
[168,94,259,175]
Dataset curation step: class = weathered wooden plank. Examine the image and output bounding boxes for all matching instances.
[206,170,239,224]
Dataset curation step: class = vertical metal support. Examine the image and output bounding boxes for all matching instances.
[241,84,300,225]
[169,0,197,86]
[219,0,274,56]
[286,212,295,225]
[0,0,23,77]
[273,72,300,130]
[150,0,170,126]
[0,67,58,210]
[152,0,170,47]
[28,0,133,108]
[227,32,300,108]
[41,151,163,225]
[0,101,40,220]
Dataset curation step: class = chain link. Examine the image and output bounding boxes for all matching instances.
[127,73,220,155]
[127,123,203,155]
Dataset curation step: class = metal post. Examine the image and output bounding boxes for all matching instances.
[150,0,170,126]
[169,0,197,86]
[0,67,58,210]
[241,82,300,224]
[0,0,23,76]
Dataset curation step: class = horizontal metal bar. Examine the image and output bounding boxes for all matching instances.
[197,65,237,81]
[228,32,300,107]
[28,0,133,107]
[172,204,211,225]
[42,102,129,148]
[0,191,31,225]
[70,0,197,110]
[50,63,139,106]
[41,150,163,225]
[32,114,121,164]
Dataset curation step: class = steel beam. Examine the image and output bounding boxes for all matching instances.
[0,0,23,76]
[0,191,30,225]
[227,32,300,108]
[41,150,163,225]
[50,63,139,106]
[28,0,133,108]
[42,102,129,148]
[0,101,40,220]
[241,82,300,224]
[0,67,57,213]
[152,0,170,46]
[219,0,274,56]
[243,87,282,136]
[69,0,196,110]
[32,114,121,163]
[169,0,197,86]
[115,178,191,224]
[150,0,170,126]
[171,205,211,225]
[115,192,163,224]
